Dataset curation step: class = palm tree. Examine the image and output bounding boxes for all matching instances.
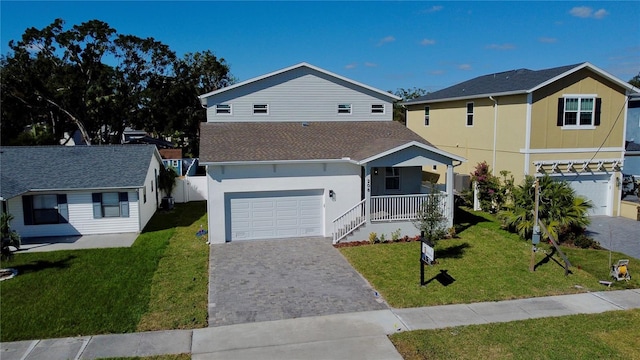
[1,212,21,260]
[498,175,592,241]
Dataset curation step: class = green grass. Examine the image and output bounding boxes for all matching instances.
[0,202,208,342]
[136,202,209,331]
[340,208,639,308]
[390,309,640,360]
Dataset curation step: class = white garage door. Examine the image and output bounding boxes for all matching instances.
[563,175,611,216]
[227,190,324,241]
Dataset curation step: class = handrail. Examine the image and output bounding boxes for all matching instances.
[332,199,366,244]
[370,193,446,222]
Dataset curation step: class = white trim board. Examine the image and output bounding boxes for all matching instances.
[520,147,624,154]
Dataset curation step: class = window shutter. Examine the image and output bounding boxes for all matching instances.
[22,195,34,225]
[119,192,129,218]
[57,194,69,223]
[557,98,564,126]
[594,98,602,126]
[92,193,102,218]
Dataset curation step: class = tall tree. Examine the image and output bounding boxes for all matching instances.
[392,87,428,124]
[1,19,234,149]
[2,19,117,145]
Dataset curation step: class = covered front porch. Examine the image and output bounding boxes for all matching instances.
[332,141,465,243]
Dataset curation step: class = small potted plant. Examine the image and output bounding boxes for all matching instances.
[158,165,178,210]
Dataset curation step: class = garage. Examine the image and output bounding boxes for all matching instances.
[562,174,611,216]
[226,190,324,241]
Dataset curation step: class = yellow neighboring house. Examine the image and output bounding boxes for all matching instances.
[404,62,639,216]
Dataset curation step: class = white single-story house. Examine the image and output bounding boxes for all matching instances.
[198,63,466,244]
[0,145,163,238]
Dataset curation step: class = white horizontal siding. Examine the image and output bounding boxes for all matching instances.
[205,67,394,122]
[7,190,141,238]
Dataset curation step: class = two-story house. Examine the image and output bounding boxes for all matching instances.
[403,62,638,216]
[197,63,465,244]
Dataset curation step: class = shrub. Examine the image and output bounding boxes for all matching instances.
[391,229,401,242]
[368,232,378,244]
[498,175,592,242]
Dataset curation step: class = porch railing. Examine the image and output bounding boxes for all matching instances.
[370,194,446,222]
[332,199,366,243]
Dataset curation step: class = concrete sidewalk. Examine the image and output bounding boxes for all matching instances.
[2,289,640,360]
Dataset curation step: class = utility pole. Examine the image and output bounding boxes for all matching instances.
[530,179,541,272]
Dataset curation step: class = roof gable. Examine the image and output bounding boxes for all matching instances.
[199,121,462,164]
[198,62,401,102]
[0,145,160,199]
[404,62,638,104]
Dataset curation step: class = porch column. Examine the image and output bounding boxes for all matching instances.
[446,164,454,228]
[364,166,371,223]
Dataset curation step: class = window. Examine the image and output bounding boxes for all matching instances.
[253,104,269,115]
[558,96,601,128]
[92,192,129,218]
[424,106,430,126]
[22,194,68,225]
[385,167,400,190]
[143,187,147,204]
[338,104,352,114]
[466,102,474,126]
[215,104,232,115]
[371,104,385,114]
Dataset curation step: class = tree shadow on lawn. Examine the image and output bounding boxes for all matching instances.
[454,207,490,234]
[143,201,207,232]
[11,255,76,275]
[435,242,471,259]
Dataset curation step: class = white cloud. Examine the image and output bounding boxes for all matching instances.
[377,35,396,47]
[430,69,445,75]
[420,5,443,13]
[486,43,516,50]
[345,63,357,69]
[593,9,609,19]
[364,62,377,67]
[458,64,472,71]
[538,37,557,43]
[421,38,436,46]
[570,6,608,19]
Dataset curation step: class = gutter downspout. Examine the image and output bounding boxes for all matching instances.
[489,96,498,176]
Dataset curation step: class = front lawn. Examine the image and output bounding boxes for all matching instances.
[339,208,639,308]
[390,308,640,360]
[0,202,209,342]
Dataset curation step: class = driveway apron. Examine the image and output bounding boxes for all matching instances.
[208,237,386,327]
[586,216,640,259]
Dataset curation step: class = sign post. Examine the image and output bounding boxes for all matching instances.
[420,231,435,286]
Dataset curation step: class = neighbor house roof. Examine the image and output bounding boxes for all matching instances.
[198,62,401,102]
[0,145,161,200]
[403,62,639,105]
[199,121,464,164]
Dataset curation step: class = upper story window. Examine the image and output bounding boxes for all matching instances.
[215,104,232,115]
[466,102,474,126]
[253,104,269,115]
[371,104,385,114]
[558,96,601,128]
[338,104,352,115]
[385,167,400,190]
[424,106,430,126]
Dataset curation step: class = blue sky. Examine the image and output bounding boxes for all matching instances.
[1,1,639,93]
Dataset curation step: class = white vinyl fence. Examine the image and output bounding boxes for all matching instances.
[174,176,208,203]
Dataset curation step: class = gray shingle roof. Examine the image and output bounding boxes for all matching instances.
[199,121,434,163]
[0,145,158,200]
[404,63,583,104]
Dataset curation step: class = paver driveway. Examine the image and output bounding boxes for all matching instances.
[586,216,640,260]
[208,237,387,327]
